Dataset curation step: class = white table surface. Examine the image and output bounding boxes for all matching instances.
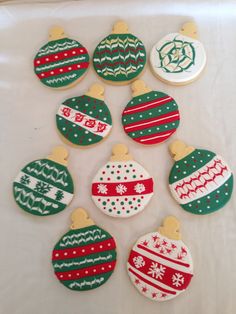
[0,1,236,313]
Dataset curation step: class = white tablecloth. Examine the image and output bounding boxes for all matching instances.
[0,1,236,313]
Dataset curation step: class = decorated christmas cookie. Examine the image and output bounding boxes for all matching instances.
[127,216,193,301]
[91,144,154,218]
[122,80,180,145]
[150,22,206,85]
[34,26,89,89]
[93,21,146,85]
[13,147,74,216]
[56,84,112,147]
[169,140,234,215]
[52,208,117,291]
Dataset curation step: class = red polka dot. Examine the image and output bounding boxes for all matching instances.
[131,206,133,209]
[122,207,125,210]
[98,199,101,202]
[194,159,197,162]
[125,198,128,201]
[133,198,136,201]
[107,199,110,202]
[116,199,119,202]
[215,195,219,198]
[140,175,143,178]
[112,165,115,168]
[124,177,127,180]
[107,178,110,181]
[132,169,135,172]
[141,196,144,199]
[195,205,198,208]
[178,170,180,173]
[117,171,120,174]
[138,204,140,207]
[102,171,105,174]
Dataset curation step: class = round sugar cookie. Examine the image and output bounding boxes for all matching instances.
[34,26,89,89]
[13,147,74,216]
[127,216,193,301]
[93,21,146,85]
[56,84,112,147]
[150,22,206,85]
[122,80,180,145]
[91,144,154,218]
[52,208,117,291]
[168,140,234,215]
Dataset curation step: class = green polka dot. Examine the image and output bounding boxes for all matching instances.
[117,176,121,180]
[108,209,112,212]
[128,201,132,205]
[133,175,136,178]
[117,211,121,214]
[111,202,115,206]
[102,201,106,206]
[120,201,124,205]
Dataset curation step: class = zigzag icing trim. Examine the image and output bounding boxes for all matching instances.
[69,277,104,289]
[94,51,145,63]
[169,156,232,204]
[98,37,143,49]
[53,254,113,270]
[26,160,70,188]
[38,40,79,57]
[59,228,107,247]
[46,73,77,85]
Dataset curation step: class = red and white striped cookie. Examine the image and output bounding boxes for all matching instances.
[127,216,193,301]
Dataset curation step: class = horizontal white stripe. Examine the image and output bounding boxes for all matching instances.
[124,97,172,114]
[14,171,73,205]
[140,132,172,142]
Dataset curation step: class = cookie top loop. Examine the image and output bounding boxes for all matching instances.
[70,208,95,230]
[179,22,198,39]
[49,25,66,41]
[158,216,181,240]
[169,140,195,161]
[110,144,133,161]
[131,80,152,97]
[85,83,105,101]
[47,146,68,166]
[112,21,129,34]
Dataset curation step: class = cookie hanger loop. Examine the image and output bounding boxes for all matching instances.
[112,21,129,34]
[85,83,105,101]
[158,216,181,240]
[131,80,152,97]
[49,25,66,41]
[169,140,195,161]
[179,22,198,40]
[110,144,133,162]
[70,208,95,230]
[47,146,69,166]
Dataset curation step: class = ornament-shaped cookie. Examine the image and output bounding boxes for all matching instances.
[34,26,89,89]
[13,147,74,216]
[91,144,154,218]
[127,216,193,301]
[150,22,206,85]
[56,84,112,147]
[93,21,146,85]
[169,140,233,215]
[122,80,180,145]
[52,208,117,291]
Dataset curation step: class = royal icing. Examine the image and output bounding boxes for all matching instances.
[91,144,154,218]
[169,141,234,214]
[56,84,112,146]
[13,147,74,216]
[34,26,89,89]
[93,21,146,84]
[52,208,117,291]
[122,80,180,145]
[150,23,206,85]
[127,217,193,301]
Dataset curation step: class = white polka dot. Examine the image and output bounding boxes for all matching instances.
[149,112,152,115]
[193,165,196,168]
[41,74,45,77]
[89,111,93,114]
[132,133,135,136]
[68,67,72,70]
[50,71,54,74]
[216,200,219,203]
[104,118,107,121]
[165,125,168,128]
[80,49,83,52]
[60,69,63,72]
[183,171,187,174]
[207,154,211,157]
[93,269,96,273]
[139,99,141,101]
[77,273,79,276]
[176,165,179,168]
[154,94,157,96]
[192,156,195,159]
[207,196,210,199]
[82,249,85,253]
[108,243,111,246]
[158,109,162,112]
[156,128,159,130]
[74,134,78,137]
[123,119,126,122]
[73,251,76,254]
[217,190,220,194]
[172,123,175,126]
[207,206,210,209]
[131,101,133,104]
[73,124,76,127]
[101,267,104,270]
[200,160,203,163]
[68,274,71,277]
[225,183,228,187]
[46,58,49,61]
[59,117,62,120]
[85,103,89,107]
[62,127,66,131]
[198,152,201,154]
[77,65,81,68]
[108,265,112,268]
[37,60,40,64]
[99,109,102,112]
[197,200,200,203]
[64,53,68,56]
[85,131,89,134]
[147,96,150,99]
[99,245,103,248]
[72,98,76,101]
[64,252,68,256]
[167,107,169,109]
[55,253,59,257]
[131,117,134,120]
[148,130,151,132]
[55,56,58,59]
[225,192,228,195]
[85,271,88,274]
[174,176,177,179]
[139,115,143,118]
[140,132,143,134]
[60,275,63,278]
[88,139,92,142]
[184,161,187,164]
[189,204,192,207]
[72,51,76,54]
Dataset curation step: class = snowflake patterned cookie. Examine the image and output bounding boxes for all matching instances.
[91,144,154,218]
[122,80,180,145]
[93,21,146,85]
[168,140,233,215]
[34,26,89,89]
[127,216,193,301]
[56,84,112,147]
[52,208,117,291]
[13,147,74,216]
[150,22,206,85]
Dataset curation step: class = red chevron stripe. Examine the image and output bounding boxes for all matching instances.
[37,62,89,79]
[124,111,180,132]
[34,47,88,66]
[55,260,116,281]
[95,58,144,68]
[52,238,116,261]
[128,267,176,295]
[122,96,174,115]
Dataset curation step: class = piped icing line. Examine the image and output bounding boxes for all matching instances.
[37,40,80,57]
[138,130,175,144]
[37,62,89,79]
[57,104,111,138]
[14,171,73,205]
[35,56,87,72]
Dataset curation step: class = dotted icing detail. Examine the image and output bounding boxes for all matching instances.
[93,33,146,82]
[56,95,112,146]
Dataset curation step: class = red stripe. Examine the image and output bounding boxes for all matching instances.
[129,250,192,291]
[95,47,145,55]
[55,260,116,281]
[124,111,180,132]
[92,178,153,197]
[52,238,116,261]
[138,244,190,267]
[122,96,174,116]
[34,47,88,66]
[95,58,144,68]
[37,62,89,79]
[134,129,176,145]
[128,267,176,295]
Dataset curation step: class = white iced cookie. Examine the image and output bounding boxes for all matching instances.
[150,22,206,85]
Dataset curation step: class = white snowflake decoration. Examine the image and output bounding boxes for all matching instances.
[133,256,145,269]
[148,262,166,279]
[172,273,184,287]
[134,183,146,194]
[97,184,108,194]
[116,184,127,195]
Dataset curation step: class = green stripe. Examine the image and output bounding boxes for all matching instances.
[52,250,116,272]
[169,149,216,184]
